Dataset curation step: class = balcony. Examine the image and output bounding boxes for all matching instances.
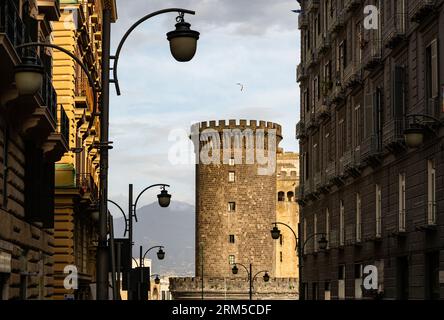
[384,14,407,49]
[383,118,406,153]
[363,38,382,71]
[77,173,99,203]
[306,0,320,13]
[410,0,437,23]
[298,13,308,29]
[0,0,27,62]
[314,172,322,190]
[360,134,383,167]
[328,9,346,34]
[316,103,331,122]
[296,121,307,140]
[344,65,363,90]
[325,161,337,184]
[345,0,361,12]
[37,0,61,21]
[306,112,319,131]
[306,49,319,69]
[296,63,307,82]
[331,84,346,106]
[318,34,331,54]
[338,150,353,177]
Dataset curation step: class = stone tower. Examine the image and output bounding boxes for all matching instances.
[190,120,282,278]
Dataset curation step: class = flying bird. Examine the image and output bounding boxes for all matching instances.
[291,9,302,14]
[236,83,244,92]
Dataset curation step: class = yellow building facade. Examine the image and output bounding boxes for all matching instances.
[52,0,113,300]
[275,150,299,278]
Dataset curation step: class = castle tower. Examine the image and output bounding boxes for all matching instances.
[191,120,283,278]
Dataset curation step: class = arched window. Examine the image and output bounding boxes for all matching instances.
[287,191,294,202]
[278,191,285,201]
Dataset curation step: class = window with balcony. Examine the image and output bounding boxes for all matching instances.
[376,184,382,238]
[426,39,439,115]
[337,110,346,157]
[356,193,362,242]
[398,173,406,232]
[339,200,345,246]
[427,160,436,225]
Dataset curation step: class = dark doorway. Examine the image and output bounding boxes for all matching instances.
[396,256,409,300]
[425,251,440,300]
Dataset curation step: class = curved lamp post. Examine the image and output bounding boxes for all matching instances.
[270,222,327,300]
[231,263,269,300]
[403,114,444,149]
[14,6,198,300]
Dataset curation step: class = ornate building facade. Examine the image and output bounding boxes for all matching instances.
[297,0,444,300]
[0,0,65,300]
[52,0,116,300]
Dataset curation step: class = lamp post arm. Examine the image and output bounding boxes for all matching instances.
[132,257,139,267]
[111,8,196,95]
[272,221,299,249]
[300,233,327,253]
[107,199,129,236]
[234,263,250,277]
[406,113,444,125]
[252,270,269,282]
[133,183,170,213]
[15,42,99,139]
[142,245,164,261]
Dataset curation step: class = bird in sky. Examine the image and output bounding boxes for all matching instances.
[236,83,244,92]
[291,9,302,14]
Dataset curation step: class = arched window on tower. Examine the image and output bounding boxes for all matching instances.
[287,191,294,202]
[278,191,285,202]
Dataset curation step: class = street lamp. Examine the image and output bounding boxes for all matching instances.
[151,274,161,285]
[270,222,328,300]
[231,263,269,300]
[14,56,44,96]
[157,187,172,208]
[166,14,200,62]
[403,114,444,149]
[141,245,166,267]
[15,6,197,300]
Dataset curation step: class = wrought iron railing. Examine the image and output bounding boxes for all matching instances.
[59,105,69,145]
[41,71,58,121]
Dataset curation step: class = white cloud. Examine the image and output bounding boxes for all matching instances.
[109,0,301,205]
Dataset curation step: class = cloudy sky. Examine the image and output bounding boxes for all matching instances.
[108,0,301,207]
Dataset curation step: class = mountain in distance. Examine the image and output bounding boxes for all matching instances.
[112,201,195,277]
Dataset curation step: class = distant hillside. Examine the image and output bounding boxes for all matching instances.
[112,201,195,276]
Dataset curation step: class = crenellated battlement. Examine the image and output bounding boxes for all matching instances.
[191,119,282,138]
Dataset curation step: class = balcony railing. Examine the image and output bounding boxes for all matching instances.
[41,71,58,122]
[328,8,346,34]
[383,118,406,153]
[410,0,436,22]
[325,161,336,182]
[297,63,307,82]
[306,0,320,13]
[306,112,319,130]
[360,134,382,165]
[317,103,330,121]
[345,0,361,12]
[318,33,331,54]
[306,49,319,68]
[384,13,407,48]
[338,150,353,176]
[58,105,69,146]
[298,12,308,29]
[363,38,382,70]
[296,121,307,140]
[77,173,99,201]
[314,172,322,189]
[0,0,26,48]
